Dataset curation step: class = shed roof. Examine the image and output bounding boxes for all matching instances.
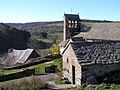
[2,49,38,65]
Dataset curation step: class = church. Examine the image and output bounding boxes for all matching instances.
[59,13,120,86]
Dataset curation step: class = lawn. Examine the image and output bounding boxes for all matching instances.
[0,69,22,75]
[0,58,62,75]
[29,58,62,74]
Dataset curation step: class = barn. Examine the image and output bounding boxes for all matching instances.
[2,48,40,66]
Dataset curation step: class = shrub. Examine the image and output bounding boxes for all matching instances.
[29,76,47,90]
[0,76,47,90]
[110,84,120,90]
[54,76,71,84]
[85,84,95,90]
[95,83,107,90]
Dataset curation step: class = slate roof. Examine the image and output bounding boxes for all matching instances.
[71,41,120,65]
[59,39,70,47]
[2,49,38,65]
[74,23,120,41]
[64,14,80,21]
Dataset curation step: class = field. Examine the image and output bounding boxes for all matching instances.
[0,58,62,75]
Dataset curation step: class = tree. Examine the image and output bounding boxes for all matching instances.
[50,44,60,55]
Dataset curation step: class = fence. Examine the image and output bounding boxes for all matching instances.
[0,69,35,82]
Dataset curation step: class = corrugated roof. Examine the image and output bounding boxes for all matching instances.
[71,41,120,65]
[2,49,34,65]
[13,49,33,64]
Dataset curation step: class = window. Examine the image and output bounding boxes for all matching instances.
[67,58,69,63]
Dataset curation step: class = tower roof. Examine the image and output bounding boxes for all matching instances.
[64,14,80,21]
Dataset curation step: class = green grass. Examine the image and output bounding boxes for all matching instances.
[0,57,62,75]
[39,38,52,43]
[0,69,22,75]
[29,58,62,74]
[47,23,63,26]
[50,32,63,43]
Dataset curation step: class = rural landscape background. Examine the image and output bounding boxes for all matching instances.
[0,0,120,89]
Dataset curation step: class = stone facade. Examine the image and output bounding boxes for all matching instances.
[63,44,82,86]
[63,41,120,85]
[61,13,120,86]
[63,14,80,41]
[82,63,120,84]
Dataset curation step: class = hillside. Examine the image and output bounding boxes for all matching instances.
[0,23,31,53]
[7,21,64,44]
[7,19,114,42]
[5,19,115,53]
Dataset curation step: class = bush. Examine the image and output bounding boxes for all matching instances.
[110,84,120,90]
[0,76,47,90]
[54,76,71,84]
[95,83,107,90]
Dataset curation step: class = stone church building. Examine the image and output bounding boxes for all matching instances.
[60,14,120,86]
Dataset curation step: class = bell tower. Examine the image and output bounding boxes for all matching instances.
[63,13,80,41]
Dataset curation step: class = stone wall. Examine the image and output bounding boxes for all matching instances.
[63,41,120,85]
[63,44,82,86]
[82,63,120,84]
[0,69,35,82]
[74,41,120,84]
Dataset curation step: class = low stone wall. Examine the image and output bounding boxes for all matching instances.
[0,69,35,82]
[3,58,51,70]
[82,63,120,84]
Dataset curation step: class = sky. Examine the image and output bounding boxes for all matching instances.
[0,0,120,23]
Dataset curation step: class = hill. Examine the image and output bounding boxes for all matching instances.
[0,23,31,53]
[5,19,116,54]
[7,21,64,44]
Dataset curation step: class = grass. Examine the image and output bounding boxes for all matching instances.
[47,23,63,26]
[66,83,120,90]
[0,69,22,75]
[0,76,47,90]
[39,38,52,43]
[0,57,62,75]
[50,32,63,43]
[29,58,62,74]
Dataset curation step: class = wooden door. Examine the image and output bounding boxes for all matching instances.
[72,65,75,84]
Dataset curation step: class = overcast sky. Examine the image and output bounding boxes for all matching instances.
[0,0,120,23]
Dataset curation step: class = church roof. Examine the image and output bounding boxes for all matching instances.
[71,41,120,65]
[64,14,80,21]
[59,39,70,47]
[74,23,120,41]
